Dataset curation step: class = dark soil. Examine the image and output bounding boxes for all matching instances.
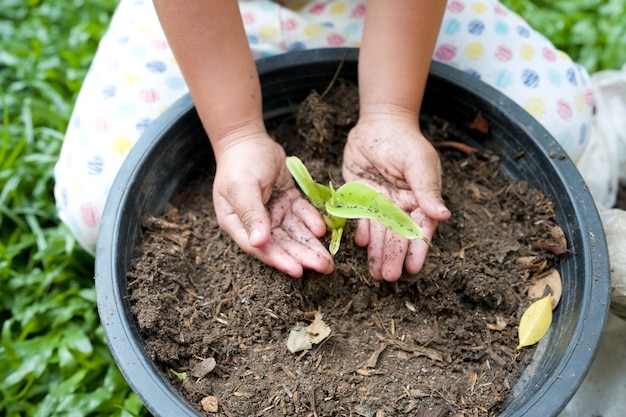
[128,81,566,417]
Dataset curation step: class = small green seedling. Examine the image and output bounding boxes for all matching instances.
[286,156,430,255]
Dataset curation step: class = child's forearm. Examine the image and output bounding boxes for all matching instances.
[152,0,265,157]
[358,0,446,120]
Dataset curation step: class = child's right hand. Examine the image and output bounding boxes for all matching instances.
[211,134,334,278]
[342,113,451,282]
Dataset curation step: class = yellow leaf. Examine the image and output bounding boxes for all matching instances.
[517,294,553,350]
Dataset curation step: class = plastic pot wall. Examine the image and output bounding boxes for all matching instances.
[95,48,610,417]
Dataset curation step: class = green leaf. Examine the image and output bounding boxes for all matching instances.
[63,322,94,355]
[326,182,428,242]
[169,368,187,381]
[285,156,332,208]
[329,226,344,256]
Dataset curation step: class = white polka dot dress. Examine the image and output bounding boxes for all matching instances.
[54,0,594,254]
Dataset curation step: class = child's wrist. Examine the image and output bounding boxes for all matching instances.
[208,118,268,154]
[358,102,420,128]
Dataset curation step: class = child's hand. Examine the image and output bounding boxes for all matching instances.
[342,114,451,281]
[212,135,334,278]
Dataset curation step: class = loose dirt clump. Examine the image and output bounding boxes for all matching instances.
[128,81,565,416]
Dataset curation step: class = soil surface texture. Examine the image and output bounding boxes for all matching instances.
[128,81,566,417]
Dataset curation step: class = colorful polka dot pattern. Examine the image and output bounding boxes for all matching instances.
[435,0,593,159]
[54,0,594,254]
[242,0,365,56]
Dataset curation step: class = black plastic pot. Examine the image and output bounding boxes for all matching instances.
[95,48,610,416]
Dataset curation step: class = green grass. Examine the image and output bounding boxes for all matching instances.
[502,0,626,72]
[0,0,624,416]
[0,0,145,415]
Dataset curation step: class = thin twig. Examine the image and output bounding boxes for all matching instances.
[320,50,349,99]
[308,389,318,417]
[432,140,479,155]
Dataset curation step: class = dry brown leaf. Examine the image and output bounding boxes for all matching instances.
[306,312,331,344]
[376,333,448,363]
[469,112,490,134]
[532,240,569,255]
[191,357,216,379]
[550,225,567,248]
[515,256,548,272]
[286,312,332,353]
[363,343,387,369]
[527,269,562,309]
[286,326,312,353]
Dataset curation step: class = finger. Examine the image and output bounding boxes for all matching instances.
[406,147,451,221]
[214,207,304,277]
[217,209,254,250]
[280,210,324,247]
[271,226,334,274]
[353,217,370,247]
[404,238,431,275]
[228,185,273,248]
[366,220,387,280]
[246,241,306,278]
[229,224,333,278]
[380,230,409,282]
[212,187,256,247]
[291,197,327,237]
[256,190,333,275]
[418,188,451,222]
[404,216,439,274]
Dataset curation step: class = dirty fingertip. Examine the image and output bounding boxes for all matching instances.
[248,227,268,248]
